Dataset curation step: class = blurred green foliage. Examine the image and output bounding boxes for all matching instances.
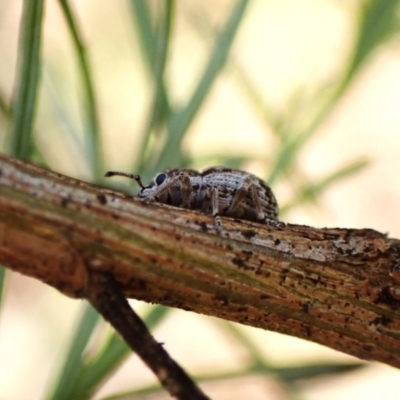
[1,0,400,399]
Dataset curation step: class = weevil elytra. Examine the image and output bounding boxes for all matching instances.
[105,166,282,230]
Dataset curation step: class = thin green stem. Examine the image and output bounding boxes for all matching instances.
[9,0,44,159]
[46,305,100,400]
[132,1,174,173]
[154,0,249,172]
[58,0,103,181]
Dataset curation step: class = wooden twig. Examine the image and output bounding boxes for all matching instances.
[1,153,400,372]
[87,270,210,400]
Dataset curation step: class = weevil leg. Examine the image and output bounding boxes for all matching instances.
[210,187,222,232]
[227,177,266,221]
[179,174,192,208]
[249,184,284,226]
[144,173,193,209]
[226,180,248,215]
[264,217,285,228]
[249,183,266,221]
[147,175,182,202]
[200,189,212,213]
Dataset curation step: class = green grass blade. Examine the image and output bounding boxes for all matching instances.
[0,90,11,118]
[344,0,400,88]
[0,82,46,166]
[59,305,170,398]
[9,0,44,159]
[305,0,400,133]
[216,322,272,370]
[129,0,156,68]
[51,305,171,399]
[154,0,249,171]
[133,1,174,173]
[79,333,130,395]
[187,7,280,135]
[274,361,366,382]
[100,358,365,400]
[268,0,400,185]
[0,266,6,309]
[280,158,370,215]
[46,304,100,400]
[42,67,85,157]
[267,134,302,185]
[58,0,103,181]
[147,0,173,126]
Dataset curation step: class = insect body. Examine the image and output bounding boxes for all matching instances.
[105,167,281,230]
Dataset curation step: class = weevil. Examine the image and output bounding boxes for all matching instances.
[105,166,282,230]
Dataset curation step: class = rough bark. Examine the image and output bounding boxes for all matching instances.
[1,153,400,368]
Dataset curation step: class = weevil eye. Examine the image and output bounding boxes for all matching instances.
[155,173,167,186]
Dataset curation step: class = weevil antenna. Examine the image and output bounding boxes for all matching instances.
[105,171,145,189]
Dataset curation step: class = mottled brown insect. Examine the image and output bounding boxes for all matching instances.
[105,167,281,230]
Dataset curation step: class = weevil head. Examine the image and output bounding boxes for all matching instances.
[138,170,170,202]
[105,169,172,203]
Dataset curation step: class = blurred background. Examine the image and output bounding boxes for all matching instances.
[1,0,400,399]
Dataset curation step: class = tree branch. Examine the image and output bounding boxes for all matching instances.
[1,153,400,369]
[87,270,210,399]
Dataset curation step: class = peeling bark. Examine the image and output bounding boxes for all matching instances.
[1,153,400,368]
